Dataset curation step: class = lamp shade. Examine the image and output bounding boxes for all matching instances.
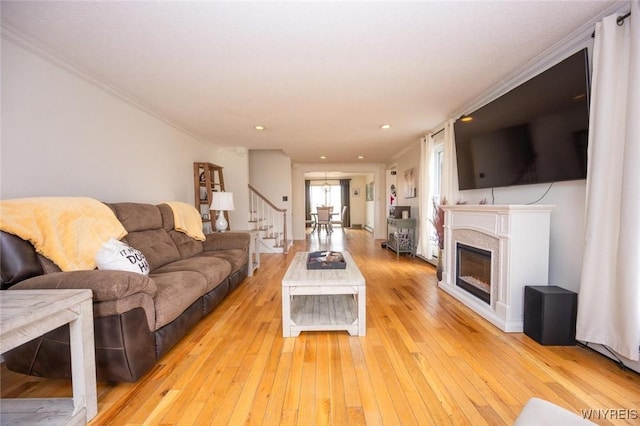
[210,192,235,211]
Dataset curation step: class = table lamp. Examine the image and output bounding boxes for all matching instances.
[210,192,234,232]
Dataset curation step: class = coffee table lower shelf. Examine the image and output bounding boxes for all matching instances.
[288,294,360,336]
[283,294,365,337]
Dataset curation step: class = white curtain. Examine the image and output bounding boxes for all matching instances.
[417,135,433,259]
[576,2,640,361]
[441,119,460,204]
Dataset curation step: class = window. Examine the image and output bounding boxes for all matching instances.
[309,184,343,214]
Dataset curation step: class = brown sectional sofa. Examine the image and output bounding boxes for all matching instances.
[0,202,250,382]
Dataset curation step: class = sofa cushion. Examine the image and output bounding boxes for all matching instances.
[109,202,181,271]
[150,271,208,329]
[157,203,176,233]
[198,249,248,275]
[110,203,163,232]
[157,204,204,259]
[123,229,180,271]
[154,256,231,293]
[168,230,204,260]
[203,232,250,252]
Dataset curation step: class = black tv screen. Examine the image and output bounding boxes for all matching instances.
[454,48,590,191]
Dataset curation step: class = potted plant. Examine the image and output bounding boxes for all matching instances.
[431,197,447,280]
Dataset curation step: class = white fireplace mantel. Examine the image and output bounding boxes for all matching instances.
[440,204,553,332]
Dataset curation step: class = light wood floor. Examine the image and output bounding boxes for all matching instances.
[2,229,639,425]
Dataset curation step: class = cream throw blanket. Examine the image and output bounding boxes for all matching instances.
[0,197,127,271]
[164,201,206,241]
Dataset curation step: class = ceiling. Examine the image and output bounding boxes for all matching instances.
[0,1,620,164]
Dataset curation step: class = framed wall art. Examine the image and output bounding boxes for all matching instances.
[366,182,374,201]
[404,168,417,198]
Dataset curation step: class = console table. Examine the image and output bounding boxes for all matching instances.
[0,289,98,424]
[385,218,416,257]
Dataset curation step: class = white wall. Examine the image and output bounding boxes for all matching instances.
[1,36,249,228]
[364,174,375,231]
[458,182,585,292]
[392,144,421,217]
[349,175,367,227]
[248,149,292,236]
[365,192,374,230]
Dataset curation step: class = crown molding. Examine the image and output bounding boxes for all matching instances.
[390,138,420,165]
[1,21,219,149]
[451,1,629,121]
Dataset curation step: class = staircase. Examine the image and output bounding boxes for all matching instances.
[248,184,289,254]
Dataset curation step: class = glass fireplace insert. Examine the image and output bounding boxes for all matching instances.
[456,243,492,304]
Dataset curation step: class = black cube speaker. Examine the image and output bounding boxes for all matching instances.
[524,286,577,346]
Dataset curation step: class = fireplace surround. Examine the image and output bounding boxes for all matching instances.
[440,205,553,332]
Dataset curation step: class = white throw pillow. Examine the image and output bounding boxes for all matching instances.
[95,238,150,275]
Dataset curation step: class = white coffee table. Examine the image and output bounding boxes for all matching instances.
[282,251,366,337]
[0,289,98,424]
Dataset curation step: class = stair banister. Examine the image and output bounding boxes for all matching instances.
[248,184,288,254]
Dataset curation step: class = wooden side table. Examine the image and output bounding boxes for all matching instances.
[0,289,98,424]
[235,229,261,276]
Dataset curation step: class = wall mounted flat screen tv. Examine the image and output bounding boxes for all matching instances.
[454,48,590,191]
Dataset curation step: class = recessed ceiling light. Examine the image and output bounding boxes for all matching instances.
[254,125,265,130]
[460,116,473,122]
[357,155,364,159]
[320,155,327,159]
[380,124,391,129]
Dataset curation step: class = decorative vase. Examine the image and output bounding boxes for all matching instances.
[436,248,444,281]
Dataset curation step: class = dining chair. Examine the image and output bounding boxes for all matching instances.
[316,207,333,233]
[305,216,317,232]
[331,206,348,231]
